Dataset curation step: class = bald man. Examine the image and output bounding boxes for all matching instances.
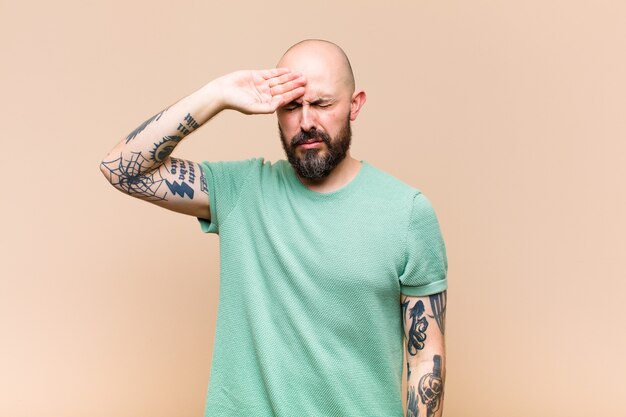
[101,40,448,417]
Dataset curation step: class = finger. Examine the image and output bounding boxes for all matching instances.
[260,67,291,80]
[270,76,306,96]
[274,86,306,107]
[268,71,302,88]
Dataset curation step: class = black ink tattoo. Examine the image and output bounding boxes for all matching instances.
[165,180,194,199]
[188,162,195,184]
[175,112,201,136]
[407,360,412,380]
[419,355,443,417]
[407,386,419,417]
[177,123,190,135]
[178,159,187,181]
[199,163,208,195]
[162,158,197,199]
[428,291,446,335]
[125,109,166,143]
[184,112,200,129]
[149,135,182,162]
[407,300,429,355]
[100,152,168,201]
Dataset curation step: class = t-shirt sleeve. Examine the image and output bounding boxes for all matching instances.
[196,158,260,234]
[399,192,449,296]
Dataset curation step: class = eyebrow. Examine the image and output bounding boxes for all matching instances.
[283,96,336,109]
[287,97,334,105]
[309,98,333,105]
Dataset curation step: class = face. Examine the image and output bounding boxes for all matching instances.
[276,62,355,179]
[276,42,366,179]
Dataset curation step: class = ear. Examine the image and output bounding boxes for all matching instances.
[349,90,367,121]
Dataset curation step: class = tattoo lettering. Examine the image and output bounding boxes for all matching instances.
[177,123,191,135]
[428,291,447,335]
[173,159,195,184]
[125,109,166,143]
[407,386,419,417]
[419,355,443,417]
[407,360,412,380]
[100,152,168,201]
[164,158,196,199]
[199,163,208,195]
[176,112,200,136]
[170,158,178,175]
[187,162,196,184]
[406,300,429,355]
[184,112,200,129]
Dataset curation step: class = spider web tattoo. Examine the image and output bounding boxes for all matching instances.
[100,151,169,201]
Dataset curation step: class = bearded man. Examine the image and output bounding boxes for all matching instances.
[101,39,448,417]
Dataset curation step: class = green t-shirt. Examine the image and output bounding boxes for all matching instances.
[196,158,447,417]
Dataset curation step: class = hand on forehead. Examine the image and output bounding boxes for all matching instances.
[277,40,355,98]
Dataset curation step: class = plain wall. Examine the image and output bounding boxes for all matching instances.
[1,0,625,416]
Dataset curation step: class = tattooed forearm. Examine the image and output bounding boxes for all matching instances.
[125,109,167,143]
[407,386,419,417]
[428,291,447,335]
[100,152,169,201]
[402,298,429,355]
[419,355,444,417]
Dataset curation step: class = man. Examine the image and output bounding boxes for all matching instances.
[101,39,448,417]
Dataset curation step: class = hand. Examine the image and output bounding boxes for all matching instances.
[216,68,306,115]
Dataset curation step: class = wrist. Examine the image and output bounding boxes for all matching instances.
[199,78,228,114]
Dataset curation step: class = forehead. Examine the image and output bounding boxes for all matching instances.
[279,48,350,100]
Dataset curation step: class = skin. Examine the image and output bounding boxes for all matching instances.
[275,40,367,193]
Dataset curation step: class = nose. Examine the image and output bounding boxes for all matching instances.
[299,104,317,131]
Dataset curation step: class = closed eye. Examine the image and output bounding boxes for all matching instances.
[283,102,302,111]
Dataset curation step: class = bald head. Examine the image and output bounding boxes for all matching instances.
[277,39,355,94]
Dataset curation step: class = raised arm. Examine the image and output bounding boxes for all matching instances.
[99,69,306,218]
[401,290,447,417]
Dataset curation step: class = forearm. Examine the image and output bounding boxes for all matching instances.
[402,291,447,417]
[407,351,446,417]
[101,79,225,176]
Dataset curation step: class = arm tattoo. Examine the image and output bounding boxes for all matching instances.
[176,112,200,135]
[404,299,429,355]
[149,136,182,162]
[100,152,169,201]
[428,291,446,335]
[407,386,419,417]
[199,163,208,195]
[125,109,167,143]
[164,157,196,199]
[419,355,444,417]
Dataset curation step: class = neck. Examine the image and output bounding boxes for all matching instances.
[296,153,362,193]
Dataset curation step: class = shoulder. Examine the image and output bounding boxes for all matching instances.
[362,161,423,201]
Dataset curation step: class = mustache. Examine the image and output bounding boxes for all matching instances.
[290,130,331,147]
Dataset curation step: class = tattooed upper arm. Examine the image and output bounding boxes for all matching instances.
[401,291,446,355]
[100,154,211,220]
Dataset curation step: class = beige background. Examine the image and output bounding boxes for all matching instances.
[1,0,625,416]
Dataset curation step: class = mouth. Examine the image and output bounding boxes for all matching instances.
[298,141,323,149]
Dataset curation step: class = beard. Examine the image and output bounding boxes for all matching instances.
[279,116,352,180]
